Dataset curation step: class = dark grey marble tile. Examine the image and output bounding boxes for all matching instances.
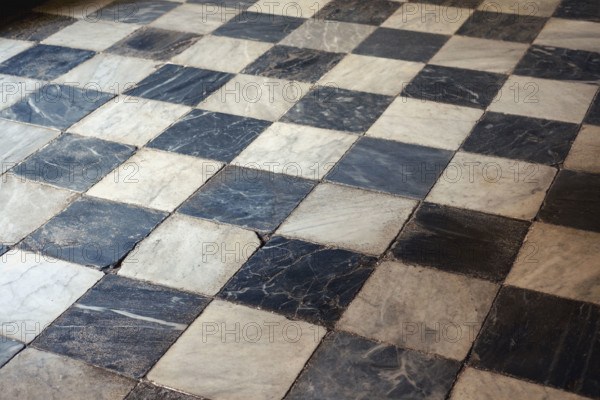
[107,27,201,61]
[553,0,600,22]
[586,93,600,126]
[188,0,257,9]
[178,165,315,232]
[124,64,233,106]
[125,382,205,399]
[213,12,305,43]
[14,133,135,192]
[34,275,210,378]
[0,338,23,368]
[326,137,453,198]
[0,44,95,80]
[353,28,449,62]
[286,332,461,400]
[314,0,400,25]
[537,169,600,233]
[407,0,483,7]
[0,11,76,41]
[462,112,580,165]
[0,84,114,130]
[513,45,600,82]
[470,286,600,398]
[242,45,344,83]
[401,65,507,109]
[280,86,393,133]
[148,109,271,162]
[20,196,167,268]
[220,236,376,327]
[95,0,179,24]
[456,10,547,43]
[0,245,8,256]
[392,202,530,282]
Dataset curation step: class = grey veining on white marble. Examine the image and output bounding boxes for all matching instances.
[565,125,600,173]
[534,18,600,52]
[0,120,60,168]
[280,19,376,52]
[42,20,141,51]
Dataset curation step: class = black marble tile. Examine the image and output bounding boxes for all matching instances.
[0,84,114,130]
[401,65,507,109]
[242,45,344,83]
[0,338,23,368]
[553,0,600,22]
[585,93,600,126]
[391,202,530,282]
[0,44,95,80]
[470,286,600,398]
[95,0,179,24]
[220,236,376,327]
[107,27,201,61]
[513,45,600,82]
[314,0,401,25]
[20,196,167,268]
[326,137,453,198]
[148,109,271,162]
[537,169,600,233]
[456,10,547,43]
[179,165,315,232]
[280,86,393,133]
[188,0,257,9]
[353,28,449,62]
[462,112,580,165]
[14,133,135,192]
[407,0,483,7]
[125,382,205,399]
[286,332,460,400]
[0,11,76,41]
[213,12,305,43]
[34,275,209,378]
[124,64,233,106]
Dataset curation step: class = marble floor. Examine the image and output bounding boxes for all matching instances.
[0,0,599,398]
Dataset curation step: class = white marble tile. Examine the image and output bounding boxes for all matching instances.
[280,20,376,53]
[477,0,561,18]
[148,300,324,400]
[489,76,597,124]
[430,36,528,74]
[383,4,471,34]
[34,0,114,18]
[338,261,498,360]
[199,74,311,121]
[120,214,260,295]
[0,249,102,343]
[534,18,600,53]
[53,54,159,94]
[0,120,60,169]
[253,0,330,18]
[70,96,190,146]
[151,4,238,34]
[172,36,272,73]
[88,148,222,212]
[277,183,417,255]
[0,174,76,245]
[319,54,423,96]
[426,151,556,220]
[233,122,356,180]
[0,39,34,63]
[0,74,44,110]
[506,222,600,305]
[564,125,600,174]
[42,20,141,51]
[367,97,483,150]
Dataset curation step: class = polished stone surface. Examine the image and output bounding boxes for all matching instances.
[280,19,375,52]
[125,382,204,400]
[42,20,140,51]
[410,0,483,7]
[553,0,600,22]
[565,125,600,173]
[107,27,201,61]
[586,94,600,125]
[315,0,400,25]
[96,0,179,24]
[0,120,60,169]
[353,28,449,62]
[513,45,600,82]
[0,338,23,368]
[383,4,470,34]
[213,12,305,43]
[534,18,600,52]
[477,0,561,17]
[457,10,547,42]
[0,39,33,64]
[151,3,237,34]
[188,0,257,8]
[0,11,75,41]
[0,74,44,110]
[253,0,331,18]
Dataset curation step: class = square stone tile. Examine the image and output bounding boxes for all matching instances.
[427,151,556,220]
[534,18,600,52]
[96,0,179,24]
[179,166,315,232]
[0,11,75,41]
[382,4,471,34]
[0,120,60,169]
[200,74,311,121]
[147,300,324,400]
[327,137,453,198]
[586,93,600,126]
[553,0,600,22]
[14,133,135,192]
[287,332,460,400]
[21,196,167,268]
[42,20,140,51]
[233,123,356,179]
[565,125,600,173]
[319,55,423,96]
[253,0,330,18]
[125,382,203,400]
[278,183,417,255]
[538,169,600,233]
[462,112,580,165]
[151,3,238,34]
[34,275,210,378]
[220,236,376,326]
[279,19,375,52]
[213,11,305,43]
[477,0,561,17]
[0,39,33,63]
[70,96,190,146]
[0,44,94,80]
[456,10,547,42]
[107,27,201,61]
[171,36,272,73]
[0,349,135,399]
[470,286,600,399]
[0,174,76,244]
[353,28,448,62]
[281,86,393,133]
[315,0,400,25]
[125,64,234,106]
[513,45,600,82]
[488,76,597,123]
[0,249,102,343]
[366,97,483,150]
[391,202,530,281]
[338,261,498,360]
[0,338,23,368]
[0,74,44,111]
